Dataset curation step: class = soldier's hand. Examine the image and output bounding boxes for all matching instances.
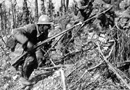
[25,41,36,53]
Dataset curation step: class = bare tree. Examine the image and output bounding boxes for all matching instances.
[0,3,3,32]
[60,0,69,15]
[0,1,9,36]
[2,2,7,35]
[10,0,17,28]
[41,0,46,14]
[66,0,69,12]
[49,0,54,18]
[45,0,54,18]
[61,0,66,15]
[35,0,38,22]
[22,0,30,25]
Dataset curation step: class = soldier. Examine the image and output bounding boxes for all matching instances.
[7,15,52,88]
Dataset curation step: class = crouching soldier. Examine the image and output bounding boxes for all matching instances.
[7,15,52,88]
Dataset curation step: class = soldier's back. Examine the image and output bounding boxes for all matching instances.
[23,24,37,34]
[12,24,37,35]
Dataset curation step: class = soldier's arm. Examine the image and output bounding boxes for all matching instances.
[10,39,17,52]
[37,32,48,42]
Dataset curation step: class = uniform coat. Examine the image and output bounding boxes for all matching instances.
[10,24,49,79]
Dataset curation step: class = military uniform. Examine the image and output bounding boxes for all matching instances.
[11,24,38,51]
[11,24,42,79]
[8,15,52,87]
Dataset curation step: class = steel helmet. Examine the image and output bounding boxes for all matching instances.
[37,15,52,25]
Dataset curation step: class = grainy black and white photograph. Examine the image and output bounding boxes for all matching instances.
[0,0,130,90]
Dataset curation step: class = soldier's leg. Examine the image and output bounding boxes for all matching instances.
[22,53,38,79]
[35,49,45,67]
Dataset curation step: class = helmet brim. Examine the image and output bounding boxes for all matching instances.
[37,21,53,25]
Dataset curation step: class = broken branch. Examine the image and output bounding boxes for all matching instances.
[96,41,130,89]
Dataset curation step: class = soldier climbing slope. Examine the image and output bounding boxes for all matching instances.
[7,14,53,88]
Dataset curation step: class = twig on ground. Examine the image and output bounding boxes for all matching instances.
[50,58,56,66]
[38,64,74,70]
[115,20,128,37]
[87,61,104,71]
[85,74,100,88]
[96,41,130,89]
[60,68,66,90]
[116,68,130,82]
[106,41,115,59]
[69,61,103,88]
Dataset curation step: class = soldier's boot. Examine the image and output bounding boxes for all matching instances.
[21,55,38,88]
[19,77,32,89]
